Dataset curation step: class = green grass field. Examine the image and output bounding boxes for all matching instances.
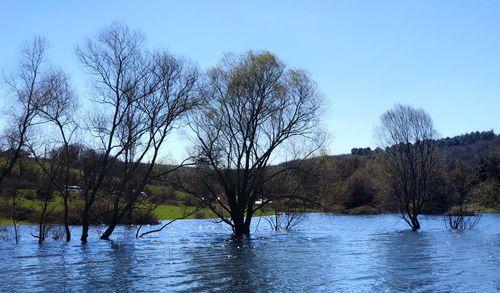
[0,201,279,225]
[153,205,211,219]
[0,219,30,225]
[0,204,207,225]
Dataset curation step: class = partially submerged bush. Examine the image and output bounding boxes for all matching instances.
[444,206,481,230]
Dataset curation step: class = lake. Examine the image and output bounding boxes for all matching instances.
[0,214,498,292]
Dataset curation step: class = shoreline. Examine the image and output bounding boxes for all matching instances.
[1,209,497,226]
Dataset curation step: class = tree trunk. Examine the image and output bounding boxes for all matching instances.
[100,201,134,240]
[243,221,251,234]
[100,222,117,240]
[100,199,120,240]
[410,214,420,230]
[38,199,48,244]
[233,224,251,236]
[233,212,251,236]
[12,194,19,244]
[100,208,124,240]
[63,194,71,241]
[81,208,89,242]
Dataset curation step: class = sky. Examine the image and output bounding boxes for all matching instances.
[0,0,499,159]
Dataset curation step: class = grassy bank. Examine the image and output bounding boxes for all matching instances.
[1,197,497,226]
[154,205,211,219]
[0,202,207,225]
[0,203,279,225]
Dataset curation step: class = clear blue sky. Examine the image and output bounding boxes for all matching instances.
[1,0,499,158]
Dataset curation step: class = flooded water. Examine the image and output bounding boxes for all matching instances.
[0,214,498,292]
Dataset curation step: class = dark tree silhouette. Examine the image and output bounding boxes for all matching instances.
[183,51,324,236]
[375,104,439,230]
[76,22,199,241]
[0,37,55,243]
[444,161,480,230]
[26,69,77,242]
[1,37,51,187]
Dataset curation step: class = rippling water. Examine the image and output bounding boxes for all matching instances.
[0,214,498,292]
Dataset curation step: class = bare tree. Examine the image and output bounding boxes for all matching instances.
[0,37,56,244]
[76,23,199,241]
[76,23,145,242]
[32,70,78,242]
[444,160,480,229]
[24,142,59,244]
[99,52,199,240]
[0,37,50,187]
[181,51,324,236]
[375,104,439,230]
[264,204,307,232]
[45,93,78,241]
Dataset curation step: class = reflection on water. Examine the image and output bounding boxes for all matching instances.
[0,214,499,292]
[180,236,265,291]
[375,231,438,292]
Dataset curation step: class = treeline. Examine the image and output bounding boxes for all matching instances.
[436,130,496,147]
[351,130,499,156]
[324,139,500,214]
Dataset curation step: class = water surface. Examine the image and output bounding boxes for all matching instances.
[0,214,498,292]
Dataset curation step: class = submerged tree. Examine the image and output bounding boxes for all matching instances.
[27,69,78,242]
[444,160,480,230]
[76,22,199,241]
[0,38,55,243]
[182,51,324,236]
[375,104,440,230]
[264,201,307,232]
[40,71,78,241]
[76,23,147,242]
[98,51,199,240]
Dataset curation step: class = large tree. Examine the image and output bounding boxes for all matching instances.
[76,23,199,241]
[183,51,324,236]
[375,104,439,230]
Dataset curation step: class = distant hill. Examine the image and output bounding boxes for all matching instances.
[437,131,500,165]
[348,130,500,165]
